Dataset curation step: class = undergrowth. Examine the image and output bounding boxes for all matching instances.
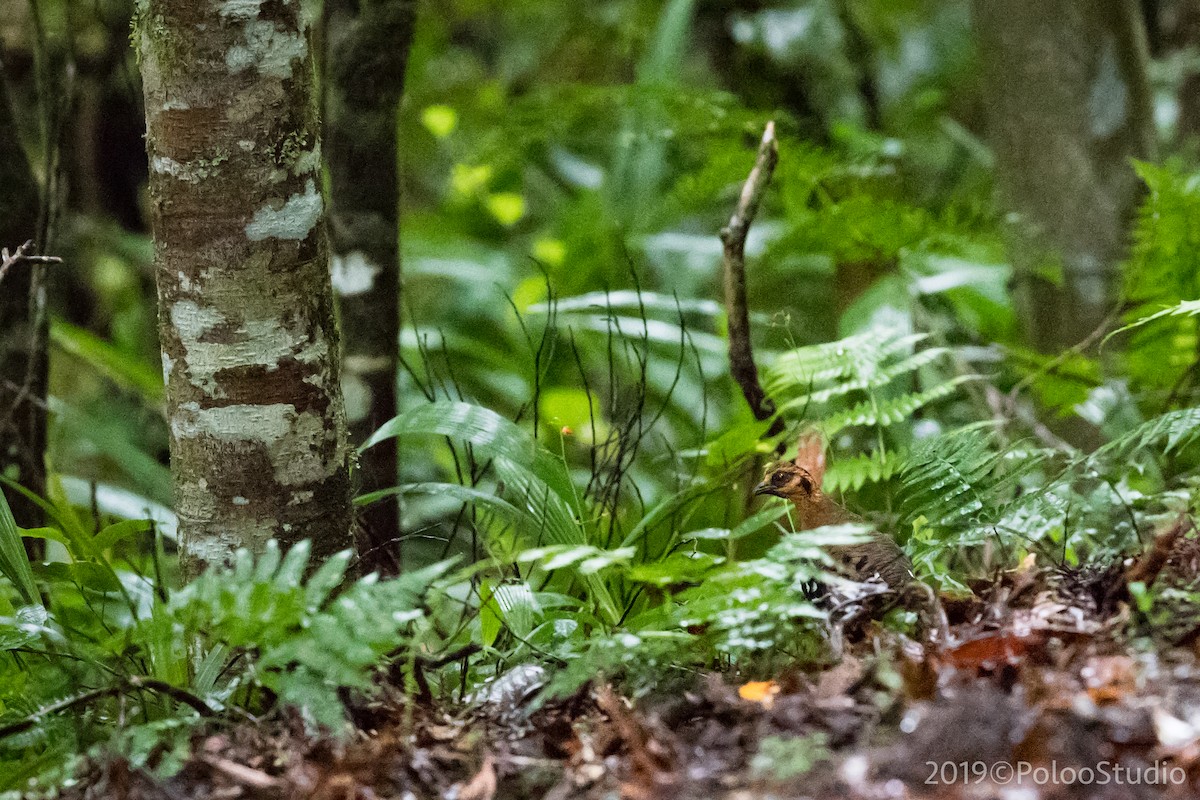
[7,308,1200,788]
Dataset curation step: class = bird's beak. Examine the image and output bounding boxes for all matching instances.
[753,481,780,498]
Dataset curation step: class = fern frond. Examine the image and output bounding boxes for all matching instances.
[897,427,1046,533]
[775,346,950,411]
[1093,407,1200,461]
[1103,299,1200,348]
[820,375,974,437]
[170,541,455,731]
[822,448,907,493]
[763,330,928,395]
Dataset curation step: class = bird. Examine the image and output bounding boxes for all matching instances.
[753,432,914,589]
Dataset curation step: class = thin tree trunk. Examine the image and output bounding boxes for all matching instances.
[0,54,48,530]
[974,0,1155,352]
[138,1,353,574]
[324,0,417,574]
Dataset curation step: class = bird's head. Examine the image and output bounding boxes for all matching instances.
[752,428,828,503]
[753,460,820,501]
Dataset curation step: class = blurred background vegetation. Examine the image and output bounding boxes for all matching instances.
[3,0,1196,554]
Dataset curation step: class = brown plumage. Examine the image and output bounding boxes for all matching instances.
[753,433,913,589]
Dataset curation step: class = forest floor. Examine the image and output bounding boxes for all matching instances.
[66,524,1200,800]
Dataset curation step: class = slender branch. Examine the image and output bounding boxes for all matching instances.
[0,675,215,740]
[0,240,61,287]
[720,122,785,438]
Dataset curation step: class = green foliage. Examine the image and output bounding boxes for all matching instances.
[0,491,39,606]
[1121,161,1200,400]
[542,527,861,698]
[763,327,971,499]
[362,400,622,623]
[169,542,452,729]
[0,511,453,786]
[751,733,831,782]
[897,425,1038,534]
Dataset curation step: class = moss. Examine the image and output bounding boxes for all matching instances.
[195,150,231,179]
[276,131,305,166]
[133,8,184,80]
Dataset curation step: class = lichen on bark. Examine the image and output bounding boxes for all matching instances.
[140,0,352,575]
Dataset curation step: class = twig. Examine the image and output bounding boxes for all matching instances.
[720,122,785,439]
[197,756,282,790]
[0,240,61,287]
[0,675,215,740]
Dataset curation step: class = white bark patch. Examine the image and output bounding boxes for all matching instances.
[225,19,306,79]
[170,300,226,342]
[293,145,321,177]
[162,352,175,382]
[331,250,381,296]
[185,536,239,567]
[172,401,332,486]
[217,0,264,20]
[174,313,329,397]
[245,179,322,241]
[340,373,373,423]
[153,156,202,184]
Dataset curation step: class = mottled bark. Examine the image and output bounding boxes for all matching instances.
[324,0,416,572]
[974,0,1155,352]
[138,0,353,574]
[0,55,48,529]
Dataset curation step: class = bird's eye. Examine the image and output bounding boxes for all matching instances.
[770,470,789,487]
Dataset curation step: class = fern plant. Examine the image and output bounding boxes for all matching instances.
[0,487,455,787]
[166,541,453,729]
[761,327,970,494]
[1120,161,1200,402]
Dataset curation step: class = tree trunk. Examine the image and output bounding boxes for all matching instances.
[138,0,353,574]
[324,0,417,574]
[0,55,48,530]
[974,0,1155,352]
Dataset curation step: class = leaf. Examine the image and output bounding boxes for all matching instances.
[0,490,40,606]
[48,398,173,504]
[363,401,580,520]
[529,290,722,317]
[362,404,624,624]
[479,580,502,648]
[50,319,165,403]
[493,581,541,638]
[92,519,153,552]
[820,375,974,436]
[0,604,50,649]
[627,551,722,586]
